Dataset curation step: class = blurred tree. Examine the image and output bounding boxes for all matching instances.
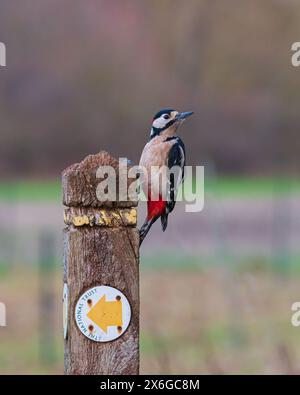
[0,0,299,176]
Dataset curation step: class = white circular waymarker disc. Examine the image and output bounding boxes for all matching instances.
[75,285,131,342]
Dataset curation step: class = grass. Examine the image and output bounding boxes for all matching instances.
[1,262,300,374]
[0,176,298,373]
[140,268,300,374]
[141,251,300,275]
[203,176,300,197]
[0,176,299,202]
[141,252,204,271]
[0,180,61,202]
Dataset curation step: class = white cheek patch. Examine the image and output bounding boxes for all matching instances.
[152,115,169,129]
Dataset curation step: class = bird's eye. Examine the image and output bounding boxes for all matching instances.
[163,114,170,120]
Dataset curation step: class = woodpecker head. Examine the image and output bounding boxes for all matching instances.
[150,108,193,139]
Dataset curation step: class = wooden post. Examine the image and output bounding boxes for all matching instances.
[62,151,139,375]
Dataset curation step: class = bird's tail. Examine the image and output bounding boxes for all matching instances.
[160,213,168,231]
[139,217,157,246]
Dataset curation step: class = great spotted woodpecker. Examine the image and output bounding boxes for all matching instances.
[139,108,193,245]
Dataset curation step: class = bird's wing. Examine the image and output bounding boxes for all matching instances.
[166,137,186,214]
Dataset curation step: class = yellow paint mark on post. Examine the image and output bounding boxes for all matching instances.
[72,215,90,226]
[87,295,122,333]
[65,208,137,227]
[122,208,137,224]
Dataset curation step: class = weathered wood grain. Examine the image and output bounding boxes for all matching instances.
[62,151,138,208]
[63,151,139,375]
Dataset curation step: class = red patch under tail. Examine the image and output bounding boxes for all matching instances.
[147,199,166,220]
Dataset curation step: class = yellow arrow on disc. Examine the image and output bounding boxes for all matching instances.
[87,295,123,333]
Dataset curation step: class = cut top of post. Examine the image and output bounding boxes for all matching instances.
[62,151,138,209]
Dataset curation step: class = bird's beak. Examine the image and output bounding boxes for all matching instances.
[175,111,194,121]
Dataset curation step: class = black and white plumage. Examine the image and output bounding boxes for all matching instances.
[160,135,186,231]
[139,108,193,245]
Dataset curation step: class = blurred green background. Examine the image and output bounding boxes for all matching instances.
[0,0,300,374]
